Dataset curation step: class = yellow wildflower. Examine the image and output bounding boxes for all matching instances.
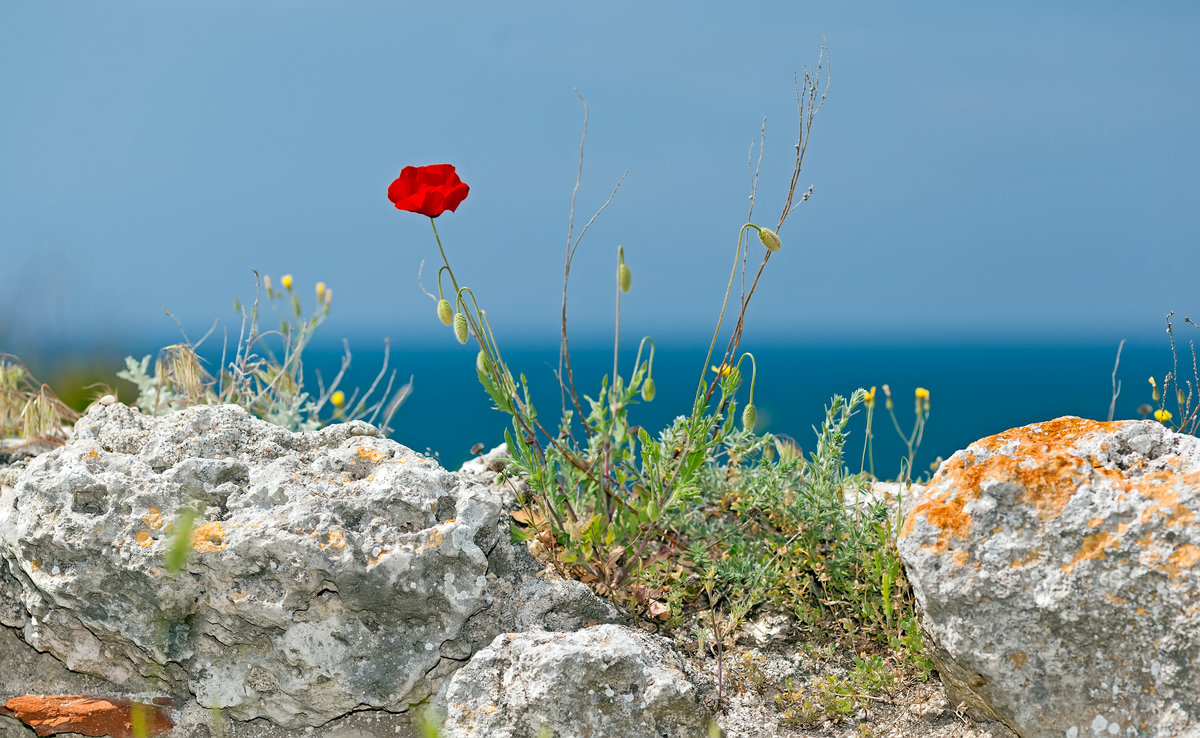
[1154,408,1172,423]
[316,282,327,301]
[281,274,293,291]
[711,364,733,378]
[330,390,345,407]
[864,386,876,408]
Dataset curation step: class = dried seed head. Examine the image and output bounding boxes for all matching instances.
[436,298,454,326]
[454,313,469,344]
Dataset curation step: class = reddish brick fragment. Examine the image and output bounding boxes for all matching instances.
[0,695,173,737]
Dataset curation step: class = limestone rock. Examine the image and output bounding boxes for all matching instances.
[898,416,1200,737]
[438,624,712,738]
[0,403,504,728]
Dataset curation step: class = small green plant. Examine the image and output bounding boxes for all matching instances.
[118,273,409,433]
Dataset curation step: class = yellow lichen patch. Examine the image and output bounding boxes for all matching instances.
[30,559,41,572]
[1165,544,1200,580]
[135,531,153,547]
[328,530,347,551]
[357,446,387,463]
[951,550,970,568]
[141,507,163,530]
[427,529,444,548]
[1062,530,1117,574]
[1008,651,1027,669]
[190,522,226,553]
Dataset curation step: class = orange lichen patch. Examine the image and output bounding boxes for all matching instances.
[357,446,387,463]
[974,417,1123,454]
[1062,530,1117,574]
[1011,548,1042,568]
[1135,476,1195,528]
[135,531,153,547]
[189,522,226,553]
[0,695,173,737]
[87,449,99,460]
[1087,517,1105,528]
[30,559,41,572]
[950,550,970,568]
[427,529,445,548]
[1102,592,1127,605]
[1137,607,1149,617]
[328,530,347,551]
[1008,651,1027,669]
[367,548,389,567]
[1165,544,1200,580]
[141,508,163,530]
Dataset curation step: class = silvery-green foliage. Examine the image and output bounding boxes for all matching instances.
[117,355,184,416]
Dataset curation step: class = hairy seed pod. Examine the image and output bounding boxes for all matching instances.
[742,403,757,431]
[757,227,782,252]
[646,497,660,522]
[436,298,454,326]
[641,378,656,402]
[453,313,469,344]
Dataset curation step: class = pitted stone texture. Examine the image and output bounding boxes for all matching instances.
[439,624,710,738]
[0,403,503,728]
[898,416,1200,737]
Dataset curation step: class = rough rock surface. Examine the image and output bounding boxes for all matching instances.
[0,403,506,728]
[438,624,712,737]
[898,416,1200,737]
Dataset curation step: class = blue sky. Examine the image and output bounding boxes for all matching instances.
[2,2,1198,356]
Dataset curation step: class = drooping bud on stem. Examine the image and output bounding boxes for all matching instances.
[454,313,469,344]
[436,299,454,326]
[641,378,656,402]
[755,225,782,252]
[742,403,757,431]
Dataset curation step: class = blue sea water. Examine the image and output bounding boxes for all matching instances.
[18,337,1185,476]
[272,338,1178,476]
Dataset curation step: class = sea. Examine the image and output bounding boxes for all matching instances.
[192,337,1184,477]
[12,337,1190,477]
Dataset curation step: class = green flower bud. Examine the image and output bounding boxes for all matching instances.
[646,497,660,522]
[641,378,656,402]
[757,227,782,252]
[476,350,490,374]
[436,298,454,326]
[618,262,632,293]
[453,313,469,344]
[742,403,757,431]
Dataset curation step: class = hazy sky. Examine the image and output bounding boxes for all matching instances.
[2,2,1198,356]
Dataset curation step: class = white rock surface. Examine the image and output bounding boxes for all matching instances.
[898,416,1200,737]
[438,623,712,738]
[0,403,505,727]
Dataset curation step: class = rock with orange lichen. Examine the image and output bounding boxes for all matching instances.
[0,694,172,737]
[898,416,1200,737]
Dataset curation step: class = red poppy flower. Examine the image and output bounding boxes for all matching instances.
[387,164,470,218]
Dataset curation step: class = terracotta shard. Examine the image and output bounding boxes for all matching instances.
[0,695,174,737]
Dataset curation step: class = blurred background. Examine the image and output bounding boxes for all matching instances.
[2,2,1197,470]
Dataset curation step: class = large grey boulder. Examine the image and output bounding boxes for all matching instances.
[0,403,507,728]
[438,623,712,738]
[898,416,1200,737]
